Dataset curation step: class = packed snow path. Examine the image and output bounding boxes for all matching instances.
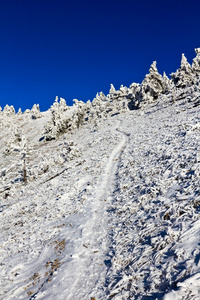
[62,122,129,300]
[0,96,200,300]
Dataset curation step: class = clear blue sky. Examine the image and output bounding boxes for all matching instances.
[0,0,200,112]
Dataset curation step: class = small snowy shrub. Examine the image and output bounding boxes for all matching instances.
[4,126,23,154]
[24,109,31,114]
[86,84,131,122]
[44,97,86,141]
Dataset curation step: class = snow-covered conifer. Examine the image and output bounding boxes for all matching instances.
[126,83,140,109]
[192,48,200,73]
[109,84,116,95]
[3,105,15,116]
[31,104,42,119]
[44,97,87,140]
[171,53,194,87]
[59,98,68,112]
[17,108,22,115]
[144,61,164,97]
[99,92,106,101]
[162,72,171,93]
[120,85,128,94]
[24,109,31,114]
[135,61,165,106]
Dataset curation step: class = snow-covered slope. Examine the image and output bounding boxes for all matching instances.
[0,49,200,300]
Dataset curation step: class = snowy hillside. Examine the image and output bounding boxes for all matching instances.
[0,49,200,300]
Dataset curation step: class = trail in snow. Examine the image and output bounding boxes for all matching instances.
[1,119,122,300]
[58,121,129,300]
[5,119,130,300]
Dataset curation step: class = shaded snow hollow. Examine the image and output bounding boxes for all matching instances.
[1,52,200,299]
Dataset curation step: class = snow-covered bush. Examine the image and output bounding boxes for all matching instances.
[17,108,22,115]
[28,139,79,181]
[3,105,15,116]
[4,126,26,155]
[31,104,41,119]
[44,97,86,140]
[24,109,31,114]
[86,84,131,122]
[54,140,80,164]
[43,88,134,139]
[87,92,108,122]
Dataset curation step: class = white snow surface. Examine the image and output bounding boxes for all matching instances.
[0,95,200,300]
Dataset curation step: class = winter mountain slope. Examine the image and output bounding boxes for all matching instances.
[0,49,200,300]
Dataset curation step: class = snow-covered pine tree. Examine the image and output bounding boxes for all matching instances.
[135,61,167,107]
[17,108,22,115]
[162,72,171,93]
[109,84,117,96]
[192,48,200,74]
[31,104,42,119]
[3,105,15,116]
[171,53,194,88]
[126,82,141,109]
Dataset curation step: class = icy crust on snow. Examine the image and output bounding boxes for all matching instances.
[0,48,200,300]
